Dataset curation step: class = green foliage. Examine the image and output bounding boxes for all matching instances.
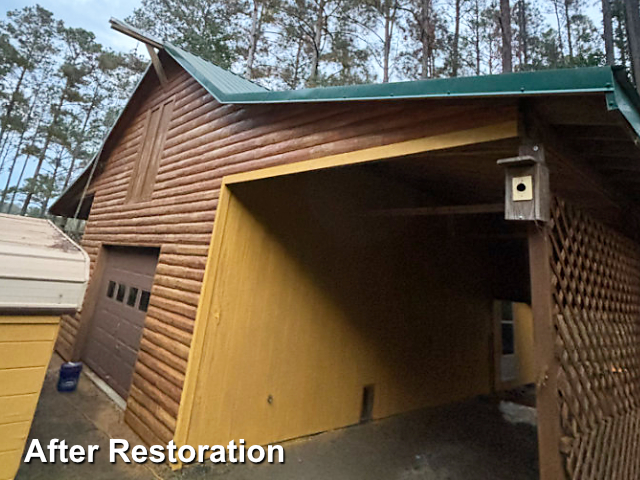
[126,0,235,68]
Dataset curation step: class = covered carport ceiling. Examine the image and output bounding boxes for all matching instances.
[534,94,640,184]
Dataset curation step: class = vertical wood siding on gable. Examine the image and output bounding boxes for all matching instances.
[127,98,174,202]
[56,57,517,446]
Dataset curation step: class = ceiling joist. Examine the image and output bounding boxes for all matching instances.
[367,203,504,217]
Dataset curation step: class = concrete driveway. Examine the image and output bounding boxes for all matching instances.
[17,356,538,480]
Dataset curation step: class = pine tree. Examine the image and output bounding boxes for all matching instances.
[613,0,629,66]
[602,0,615,64]
[449,0,465,77]
[500,0,513,72]
[230,0,280,79]
[564,0,574,60]
[275,0,369,87]
[356,0,407,82]
[399,0,442,79]
[0,6,57,153]
[127,0,235,67]
[625,0,640,86]
[21,25,103,215]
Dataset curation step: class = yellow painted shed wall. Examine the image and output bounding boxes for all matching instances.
[181,166,495,449]
[0,316,59,480]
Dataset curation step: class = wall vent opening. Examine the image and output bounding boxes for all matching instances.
[360,384,375,423]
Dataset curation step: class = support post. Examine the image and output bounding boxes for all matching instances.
[528,222,565,480]
[519,110,565,477]
[146,45,168,87]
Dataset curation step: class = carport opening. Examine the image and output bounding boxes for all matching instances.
[205,140,538,476]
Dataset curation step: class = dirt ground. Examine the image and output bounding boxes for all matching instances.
[17,355,539,480]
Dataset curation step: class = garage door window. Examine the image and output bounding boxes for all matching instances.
[105,281,149,311]
[127,287,139,307]
[116,283,126,302]
[139,290,150,312]
[106,280,116,298]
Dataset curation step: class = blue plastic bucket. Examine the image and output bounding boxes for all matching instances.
[57,362,83,392]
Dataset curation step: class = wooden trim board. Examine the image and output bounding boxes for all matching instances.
[224,121,518,185]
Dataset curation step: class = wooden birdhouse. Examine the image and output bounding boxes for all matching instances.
[497,148,550,222]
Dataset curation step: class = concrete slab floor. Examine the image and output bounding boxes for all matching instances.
[17,355,539,480]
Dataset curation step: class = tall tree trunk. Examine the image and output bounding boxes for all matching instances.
[564,0,574,60]
[474,0,481,75]
[418,0,434,79]
[383,5,392,83]
[0,65,28,149]
[603,0,615,64]
[0,146,22,212]
[452,0,461,76]
[0,92,42,210]
[553,0,565,57]
[307,0,326,86]
[519,0,528,67]
[616,4,628,65]
[21,89,66,215]
[62,86,99,192]
[246,0,261,78]
[625,0,640,87]
[500,0,513,72]
[20,141,50,215]
[292,39,303,88]
[9,153,31,214]
[40,145,64,217]
[0,137,16,176]
[0,130,13,163]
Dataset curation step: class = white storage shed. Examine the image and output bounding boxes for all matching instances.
[0,214,89,313]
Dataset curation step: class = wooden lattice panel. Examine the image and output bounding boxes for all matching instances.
[549,198,640,479]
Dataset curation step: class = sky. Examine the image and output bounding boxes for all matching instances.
[4,0,144,53]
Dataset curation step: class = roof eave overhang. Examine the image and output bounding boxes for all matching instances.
[607,67,640,141]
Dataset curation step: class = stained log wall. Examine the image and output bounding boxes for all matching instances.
[56,53,518,446]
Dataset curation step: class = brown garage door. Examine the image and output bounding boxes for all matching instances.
[83,246,159,399]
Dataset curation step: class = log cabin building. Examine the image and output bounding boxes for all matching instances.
[50,20,640,479]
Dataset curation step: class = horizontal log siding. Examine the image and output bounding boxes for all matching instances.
[56,57,516,446]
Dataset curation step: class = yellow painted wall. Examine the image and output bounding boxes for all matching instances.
[181,166,496,449]
[0,316,59,480]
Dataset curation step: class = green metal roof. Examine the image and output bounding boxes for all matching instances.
[165,43,640,137]
[166,43,618,102]
[166,44,267,97]
[180,62,615,103]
